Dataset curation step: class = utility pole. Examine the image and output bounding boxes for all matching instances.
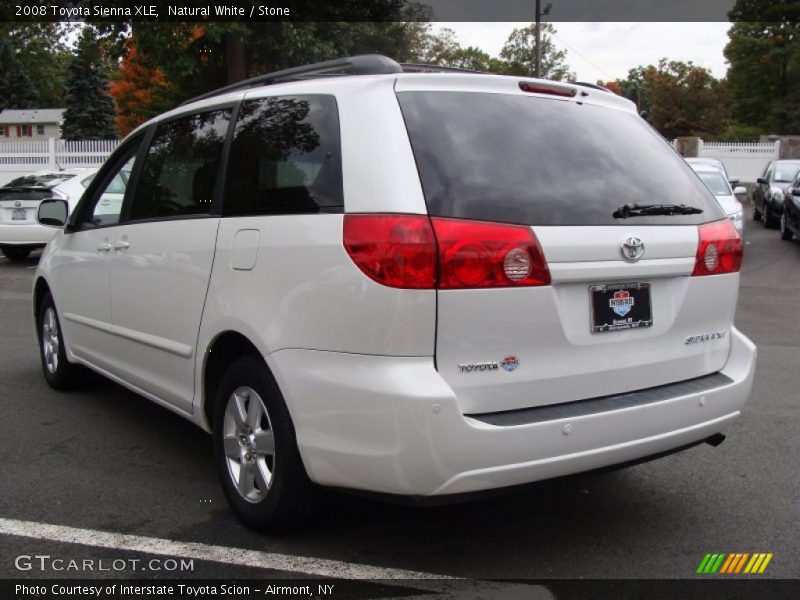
[534,1,553,78]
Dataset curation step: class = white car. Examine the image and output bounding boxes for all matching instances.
[0,168,96,260]
[688,164,746,233]
[32,55,756,531]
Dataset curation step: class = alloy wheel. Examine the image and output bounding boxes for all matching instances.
[222,386,275,503]
[41,307,60,375]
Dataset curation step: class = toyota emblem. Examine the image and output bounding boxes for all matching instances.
[620,236,644,261]
[14,201,21,208]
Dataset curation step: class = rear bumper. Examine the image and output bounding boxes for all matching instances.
[270,327,756,496]
[0,223,54,245]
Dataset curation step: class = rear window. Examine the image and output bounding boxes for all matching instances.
[696,171,731,197]
[397,92,722,226]
[3,173,73,189]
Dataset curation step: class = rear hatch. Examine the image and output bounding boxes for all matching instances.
[396,79,740,415]
[0,172,72,225]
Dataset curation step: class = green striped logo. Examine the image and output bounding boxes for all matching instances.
[696,552,773,574]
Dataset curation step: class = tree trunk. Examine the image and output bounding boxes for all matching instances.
[226,34,246,84]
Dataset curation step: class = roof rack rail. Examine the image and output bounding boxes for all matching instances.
[180,54,403,106]
[399,62,484,74]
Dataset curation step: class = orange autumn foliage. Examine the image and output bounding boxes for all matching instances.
[110,38,173,136]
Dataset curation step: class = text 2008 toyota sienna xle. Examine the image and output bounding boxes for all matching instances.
[33,56,756,531]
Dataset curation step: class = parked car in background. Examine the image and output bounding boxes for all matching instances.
[31,55,755,531]
[688,164,746,233]
[754,160,800,228]
[0,168,96,260]
[685,157,735,184]
[779,171,800,241]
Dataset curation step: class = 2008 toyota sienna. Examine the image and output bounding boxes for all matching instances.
[32,55,756,531]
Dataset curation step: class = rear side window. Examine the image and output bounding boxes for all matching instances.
[397,92,722,226]
[128,109,231,221]
[224,95,343,216]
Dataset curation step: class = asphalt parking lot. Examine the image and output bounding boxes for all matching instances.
[0,222,798,590]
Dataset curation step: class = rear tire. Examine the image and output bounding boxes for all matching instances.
[213,355,318,532]
[780,214,794,240]
[1,245,32,261]
[37,292,82,390]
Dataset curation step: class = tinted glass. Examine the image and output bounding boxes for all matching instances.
[398,92,722,226]
[696,171,731,196]
[224,95,343,215]
[129,109,230,221]
[4,173,72,189]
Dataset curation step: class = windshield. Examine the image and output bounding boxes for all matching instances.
[2,173,73,189]
[696,171,731,196]
[397,91,722,226]
[774,165,800,182]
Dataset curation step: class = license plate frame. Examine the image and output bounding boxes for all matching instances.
[11,208,27,221]
[590,281,653,333]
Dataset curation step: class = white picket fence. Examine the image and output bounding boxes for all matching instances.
[699,140,779,182]
[0,139,120,186]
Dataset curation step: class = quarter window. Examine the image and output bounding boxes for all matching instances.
[224,95,343,215]
[128,109,231,221]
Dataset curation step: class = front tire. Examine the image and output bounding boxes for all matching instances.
[780,213,794,240]
[1,245,33,261]
[37,292,81,389]
[213,355,318,532]
[761,205,775,228]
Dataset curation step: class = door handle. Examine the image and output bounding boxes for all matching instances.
[112,241,130,251]
[97,242,111,253]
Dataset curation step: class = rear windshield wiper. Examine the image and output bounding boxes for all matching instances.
[613,203,703,219]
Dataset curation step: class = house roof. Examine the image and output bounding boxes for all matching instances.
[0,109,65,125]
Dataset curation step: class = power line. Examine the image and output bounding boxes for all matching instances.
[552,32,615,81]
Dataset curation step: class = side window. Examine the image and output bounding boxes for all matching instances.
[224,95,343,216]
[127,109,231,221]
[78,141,141,228]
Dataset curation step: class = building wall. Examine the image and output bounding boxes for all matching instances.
[0,123,61,139]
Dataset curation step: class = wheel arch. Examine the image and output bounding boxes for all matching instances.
[202,330,268,430]
[33,276,52,337]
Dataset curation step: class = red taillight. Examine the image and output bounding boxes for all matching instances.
[343,214,436,289]
[344,215,551,289]
[692,219,743,276]
[432,218,550,288]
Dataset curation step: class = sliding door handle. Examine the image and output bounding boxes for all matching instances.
[97,242,111,253]
[112,241,130,251]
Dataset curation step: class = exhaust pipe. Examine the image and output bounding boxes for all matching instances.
[705,433,726,447]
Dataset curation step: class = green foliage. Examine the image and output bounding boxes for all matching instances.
[725,1,800,134]
[715,123,765,142]
[615,59,728,139]
[61,28,117,140]
[499,23,574,80]
[0,37,39,110]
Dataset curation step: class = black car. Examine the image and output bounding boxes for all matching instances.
[754,160,800,228]
[780,171,800,240]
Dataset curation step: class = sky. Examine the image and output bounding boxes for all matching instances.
[439,22,732,82]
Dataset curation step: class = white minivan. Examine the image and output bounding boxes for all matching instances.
[33,56,756,531]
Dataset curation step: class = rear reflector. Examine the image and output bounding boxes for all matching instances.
[343,215,551,289]
[692,219,742,276]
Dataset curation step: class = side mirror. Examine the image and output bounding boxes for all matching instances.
[733,186,747,195]
[37,198,68,227]
[792,188,800,197]
[757,177,768,185]
[728,178,740,186]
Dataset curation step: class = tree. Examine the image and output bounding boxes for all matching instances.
[724,0,800,133]
[0,23,75,108]
[413,27,503,72]
[110,37,173,136]
[61,28,117,140]
[615,60,727,139]
[499,23,574,80]
[0,37,38,110]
